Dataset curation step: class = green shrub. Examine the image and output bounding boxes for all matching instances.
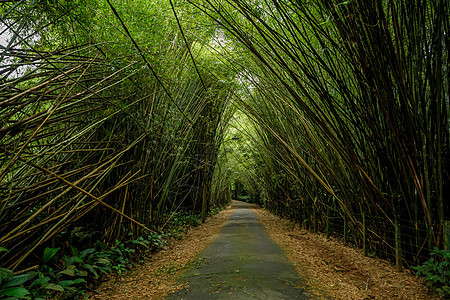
[0,268,36,299]
[0,210,203,299]
[413,248,450,297]
[237,195,251,201]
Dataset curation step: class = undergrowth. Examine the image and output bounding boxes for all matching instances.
[413,248,450,298]
[0,211,205,299]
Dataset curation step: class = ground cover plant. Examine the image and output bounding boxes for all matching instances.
[413,248,450,298]
[0,210,207,299]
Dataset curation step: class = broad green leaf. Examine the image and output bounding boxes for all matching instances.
[70,245,79,257]
[0,286,30,297]
[0,267,13,277]
[97,258,111,265]
[58,280,75,287]
[44,283,64,292]
[79,248,95,259]
[58,278,85,287]
[29,276,50,288]
[132,240,149,248]
[2,274,32,288]
[58,265,76,276]
[97,266,110,275]
[0,267,13,284]
[67,256,83,265]
[86,267,98,279]
[73,278,85,284]
[43,247,60,263]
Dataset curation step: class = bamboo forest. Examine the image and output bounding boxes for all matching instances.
[0,0,448,299]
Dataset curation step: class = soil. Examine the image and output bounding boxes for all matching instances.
[253,207,442,300]
[90,203,441,300]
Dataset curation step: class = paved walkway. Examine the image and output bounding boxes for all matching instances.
[166,201,314,299]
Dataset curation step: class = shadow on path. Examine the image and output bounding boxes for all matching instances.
[166,201,314,299]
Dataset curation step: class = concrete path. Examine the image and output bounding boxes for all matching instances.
[166,201,314,299]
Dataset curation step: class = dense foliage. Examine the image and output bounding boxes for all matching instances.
[0,0,448,297]
[0,0,234,273]
[204,0,448,264]
[413,248,450,297]
[0,211,203,299]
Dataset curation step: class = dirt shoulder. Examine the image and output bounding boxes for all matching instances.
[89,206,234,300]
[253,207,441,300]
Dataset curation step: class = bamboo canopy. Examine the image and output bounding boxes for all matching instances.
[1,0,448,270]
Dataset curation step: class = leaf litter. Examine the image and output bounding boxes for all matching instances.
[253,207,443,300]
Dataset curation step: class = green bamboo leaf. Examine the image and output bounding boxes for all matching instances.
[319,19,331,26]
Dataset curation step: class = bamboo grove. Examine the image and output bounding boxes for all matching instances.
[1,0,449,273]
[0,0,236,270]
[200,0,449,265]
